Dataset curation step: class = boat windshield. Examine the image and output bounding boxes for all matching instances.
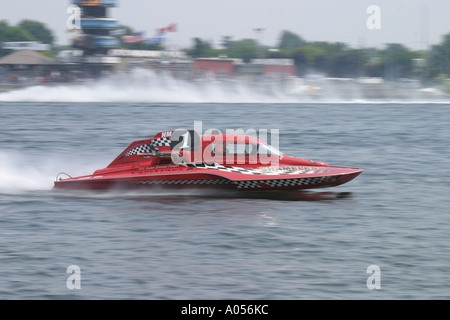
[211,142,283,156]
[257,143,283,156]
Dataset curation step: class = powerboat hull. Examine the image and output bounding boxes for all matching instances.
[54,165,362,192]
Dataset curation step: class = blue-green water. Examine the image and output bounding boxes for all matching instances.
[1,101,449,299]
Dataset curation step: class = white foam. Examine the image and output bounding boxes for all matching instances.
[0,69,288,103]
[0,68,448,104]
[0,150,107,194]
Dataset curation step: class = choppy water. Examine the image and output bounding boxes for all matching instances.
[1,99,450,299]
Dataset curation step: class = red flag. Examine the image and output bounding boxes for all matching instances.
[166,23,177,32]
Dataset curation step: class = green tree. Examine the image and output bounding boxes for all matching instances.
[383,43,421,79]
[18,19,54,45]
[186,38,214,58]
[226,39,259,62]
[0,20,35,42]
[220,36,234,50]
[0,20,36,56]
[304,42,343,74]
[290,48,307,75]
[299,45,325,66]
[277,30,306,50]
[329,48,368,77]
[429,33,450,78]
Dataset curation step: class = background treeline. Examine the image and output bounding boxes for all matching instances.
[0,20,164,56]
[187,30,450,83]
[0,20,55,57]
[1,20,449,84]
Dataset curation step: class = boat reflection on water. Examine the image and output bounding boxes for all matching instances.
[232,190,353,201]
[53,188,353,202]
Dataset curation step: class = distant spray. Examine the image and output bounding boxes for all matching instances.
[0,69,298,103]
[0,68,447,103]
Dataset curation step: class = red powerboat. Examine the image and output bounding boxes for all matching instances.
[54,130,363,191]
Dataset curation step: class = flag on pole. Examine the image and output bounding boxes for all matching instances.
[145,31,165,45]
[156,23,177,34]
[122,32,145,43]
[145,37,164,45]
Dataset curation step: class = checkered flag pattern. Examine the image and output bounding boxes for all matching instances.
[216,166,330,175]
[126,174,342,190]
[149,137,171,149]
[128,175,341,189]
[134,179,232,185]
[260,175,340,188]
[186,162,331,176]
[186,163,263,175]
[235,181,261,189]
[123,137,171,158]
[217,167,265,175]
[235,175,341,189]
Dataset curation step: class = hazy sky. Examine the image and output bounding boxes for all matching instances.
[1,0,449,50]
